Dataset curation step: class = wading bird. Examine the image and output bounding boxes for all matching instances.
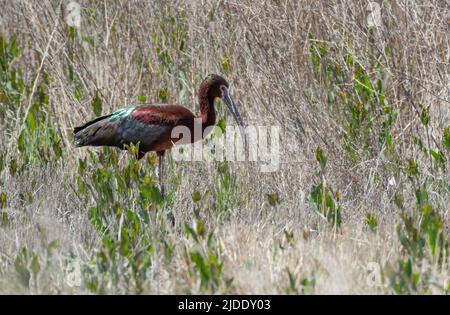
[73,74,245,197]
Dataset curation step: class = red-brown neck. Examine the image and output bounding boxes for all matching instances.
[198,85,216,131]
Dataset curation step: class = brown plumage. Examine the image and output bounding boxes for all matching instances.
[74,74,245,199]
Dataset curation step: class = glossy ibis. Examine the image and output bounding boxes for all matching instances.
[73,74,245,197]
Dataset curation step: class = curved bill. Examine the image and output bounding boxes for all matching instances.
[222,90,246,150]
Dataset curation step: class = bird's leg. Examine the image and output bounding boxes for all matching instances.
[157,151,175,226]
[137,151,145,160]
[157,151,165,199]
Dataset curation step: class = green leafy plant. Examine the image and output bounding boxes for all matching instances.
[184,220,233,293]
[77,145,164,293]
[388,161,449,294]
[310,147,342,228]
[309,36,396,162]
[213,162,239,218]
[285,268,316,295]
[1,36,62,170]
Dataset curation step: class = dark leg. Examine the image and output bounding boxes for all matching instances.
[137,151,145,160]
[157,151,175,226]
[157,151,165,198]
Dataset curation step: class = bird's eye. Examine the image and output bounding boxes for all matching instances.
[220,85,228,96]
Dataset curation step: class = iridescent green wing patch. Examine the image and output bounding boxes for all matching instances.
[109,106,136,122]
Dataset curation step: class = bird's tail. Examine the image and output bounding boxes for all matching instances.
[73,114,116,147]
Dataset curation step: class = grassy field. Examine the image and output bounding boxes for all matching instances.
[0,0,449,294]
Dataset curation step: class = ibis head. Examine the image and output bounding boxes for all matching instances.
[199,74,245,145]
